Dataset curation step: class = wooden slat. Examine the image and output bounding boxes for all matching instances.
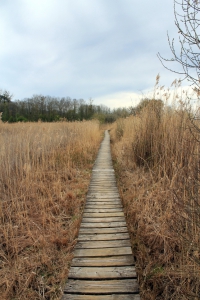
[84,208,123,213]
[85,204,123,209]
[86,199,120,203]
[83,212,124,217]
[78,233,130,241]
[74,247,132,257]
[76,240,131,249]
[71,255,135,267]
[68,266,137,279]
[62,294,140,300]
[79,227,128,234]
[82,217,125,223]
[64,279,139,294]
[80,221,126,228]
[87,195,120,199]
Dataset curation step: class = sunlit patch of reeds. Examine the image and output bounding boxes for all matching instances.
[111,83,200,299]
[0,120,102,299]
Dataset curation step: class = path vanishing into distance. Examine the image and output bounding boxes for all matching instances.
[62,130,140,300]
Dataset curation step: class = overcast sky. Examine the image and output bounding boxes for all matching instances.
[0,0,182,108]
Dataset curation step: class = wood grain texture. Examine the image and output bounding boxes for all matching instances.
[74,247,133,257]
[79,227,128,234]
[78,233,130,241]
[64,279,139,294]
[71,255,135,267]
[68,266,137,279]
[75,240,131,249]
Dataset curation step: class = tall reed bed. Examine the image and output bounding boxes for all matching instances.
[0,120,102,299]
[111,99,200,299]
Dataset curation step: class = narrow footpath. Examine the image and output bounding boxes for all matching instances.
[62,130,140,300]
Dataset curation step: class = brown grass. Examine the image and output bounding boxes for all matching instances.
[110,94,200,299]
[0,120,102,300]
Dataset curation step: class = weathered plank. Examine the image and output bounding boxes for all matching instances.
[62,295,140,300]
[68,266,137,279]
[81,221,126,228]
[86,198,121,202]
[78,233,130,241]
[83,212,124,217]
[85,204,123,209]
[64,279,139,294]
[79,227,128,234]
[84,208,123,213]
[76,240,131,249]
[80,221,126,228]
[74,247,132,257]
[82,217,125,223]
[71,255,135,267]
[85,203,123,209]
[87,195,120,199]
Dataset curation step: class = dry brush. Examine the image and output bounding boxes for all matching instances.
[0,120,102,300]
[111,97,200,299]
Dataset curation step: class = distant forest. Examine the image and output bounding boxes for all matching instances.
[0,90,130,123]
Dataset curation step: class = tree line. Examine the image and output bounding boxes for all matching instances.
[0,90,131,123]
[0,89,166,123]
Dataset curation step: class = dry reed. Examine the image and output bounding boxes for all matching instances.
[0,120,102,300]
[111,92,200,299]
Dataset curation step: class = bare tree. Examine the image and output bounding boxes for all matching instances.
[158,0,200,94]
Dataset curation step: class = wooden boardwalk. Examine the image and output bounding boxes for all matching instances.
[62,131,140,300]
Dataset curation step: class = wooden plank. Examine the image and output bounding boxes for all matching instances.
[64,279,139,294]
[74,247,132,257]
[85,202,122,206]
[62,294,140,300]
[68,266,137,279]
[85,204,123,209]
[71,255,135,267]
[89,185,117,188]
[86,198,120,202]
[84,208,123,213]
[85,203,122,207]
[78,233,130,241]
[82,217,125,223]
[75,240,131,249]
[79,227,128,234]
[80,221,126,228]
[87,195,120,199]
[83,212,124,217]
